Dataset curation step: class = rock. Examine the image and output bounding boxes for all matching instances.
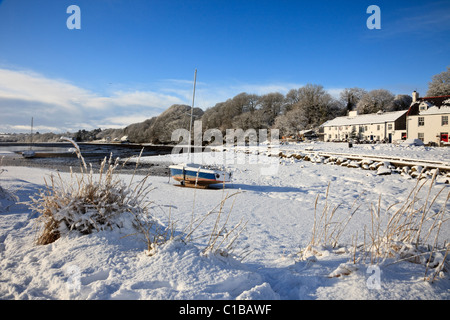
[377,166,392,175]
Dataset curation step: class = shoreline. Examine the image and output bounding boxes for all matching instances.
[0,154,172,177]
[0,142,176,177]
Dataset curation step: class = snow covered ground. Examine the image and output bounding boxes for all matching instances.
[0,142,449,300]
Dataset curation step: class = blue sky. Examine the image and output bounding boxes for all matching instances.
[0,0,449,133]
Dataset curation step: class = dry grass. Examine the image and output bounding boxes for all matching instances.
[299,182,362,257]
[179,189,250,260]
[299,175,450,282]
[29,138,155,245]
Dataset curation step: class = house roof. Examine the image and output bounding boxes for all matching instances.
[322,110,407,127]
[418,95,450,107]
[407,96,450,116]
[419,105,450,115]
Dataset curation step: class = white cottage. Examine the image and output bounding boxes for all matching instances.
[406,92,450,145]
[322,109,407,143]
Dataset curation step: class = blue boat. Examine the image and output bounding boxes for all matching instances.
[168,69,231,188]
[169,163,232,188]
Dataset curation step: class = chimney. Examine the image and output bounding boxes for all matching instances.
[412,91,419,102]
[348,111,358,118]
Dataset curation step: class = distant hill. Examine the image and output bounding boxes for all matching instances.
[123,104,204,144]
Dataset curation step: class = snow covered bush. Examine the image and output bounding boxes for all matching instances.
[28,139,154,245]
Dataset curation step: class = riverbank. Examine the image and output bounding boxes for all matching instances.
[1,145,449,300]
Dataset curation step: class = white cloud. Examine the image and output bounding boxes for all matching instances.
[97,114,155,128]
[326,88,345,99]
[0,67,346,133]
[0,68,184,133]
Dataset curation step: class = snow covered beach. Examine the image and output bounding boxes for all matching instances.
[0,142,449,300]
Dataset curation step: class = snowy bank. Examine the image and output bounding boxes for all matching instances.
[0,146,449,300]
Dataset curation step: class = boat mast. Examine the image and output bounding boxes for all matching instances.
[29,117,33,150]
[188,69,197,163]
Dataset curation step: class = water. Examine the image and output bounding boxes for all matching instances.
[0,142,174,176]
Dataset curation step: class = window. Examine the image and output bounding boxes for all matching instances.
[442,116,448,126]
[418,133,424,142]
[377,124,380,131]
[418,117,425,126]
[388,124,393,130]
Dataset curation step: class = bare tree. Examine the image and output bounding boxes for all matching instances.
[284,88,301,114]
[392,94,412,111]
[293,84,342,129]
[356,89,395,114]
[273,107,308,136]
[340,87,367,113]
[427,66,450,97]
[257,92,285,126]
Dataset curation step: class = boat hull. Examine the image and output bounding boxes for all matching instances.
[169,165,231,187]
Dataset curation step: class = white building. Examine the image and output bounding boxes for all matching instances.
[322,110,407,143]
[406,92,450,145]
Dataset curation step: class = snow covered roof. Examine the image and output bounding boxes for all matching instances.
[419,105,450,115]
[407,96,450,116]
[419,95,450,107]
[322,110,407,127]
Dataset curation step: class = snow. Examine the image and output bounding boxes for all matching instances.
[0,142,449,300]
[420,106,450,115]
[401,138,425,147]
[322,110,407,127]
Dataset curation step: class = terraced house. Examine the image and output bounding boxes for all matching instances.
[322,109,407,143]
[322,92,450,145]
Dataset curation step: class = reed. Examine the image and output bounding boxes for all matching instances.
[28,139,155,245]
[299,176,450,281]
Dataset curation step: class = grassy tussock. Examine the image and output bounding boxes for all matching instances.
[29,138,153,245]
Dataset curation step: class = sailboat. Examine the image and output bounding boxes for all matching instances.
[169,70,232,188]
[22,117,36,158]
